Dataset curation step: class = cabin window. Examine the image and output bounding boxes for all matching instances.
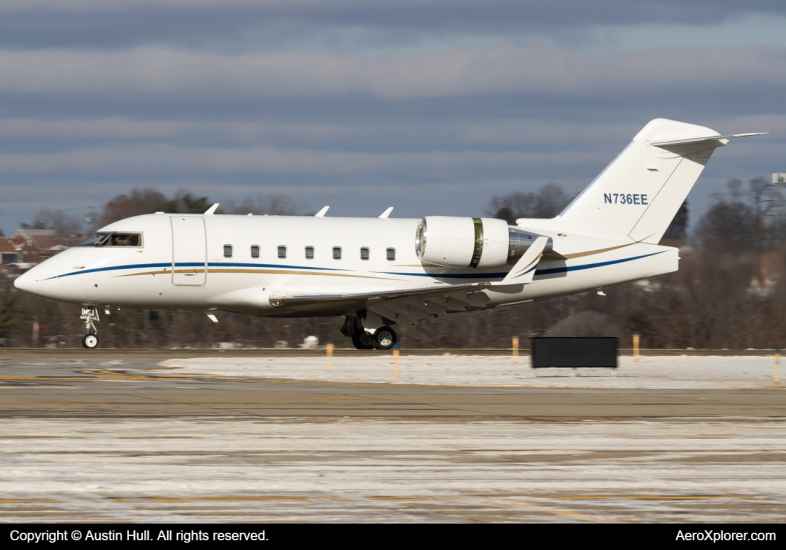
[386,248,395,261]
[223,245,232,258]
[333,247,342,260]
[305,246,314,259]
[360,247,369,260]
[250,245,259,258]
[278,246,287,259]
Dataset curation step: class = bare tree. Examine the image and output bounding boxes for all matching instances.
[221,194,302,216]
[99,188,169,226]
[662,201,689,240]
[486,183,573,223]
[21,209,83,235]
[694,179,782,254]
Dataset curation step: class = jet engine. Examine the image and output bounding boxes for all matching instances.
[415,217,552,269]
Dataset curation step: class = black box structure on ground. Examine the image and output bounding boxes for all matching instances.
[531,337,618,369]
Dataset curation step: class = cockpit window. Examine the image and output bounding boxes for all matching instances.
[77,232,112,247]
[107,233,141,247]
[76,232,142,247]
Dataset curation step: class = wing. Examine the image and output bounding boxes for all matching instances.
[269,254,541,324]
[270,282,501,325]
[269,281,490,309]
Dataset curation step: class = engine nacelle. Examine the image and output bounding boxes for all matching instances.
[415,217,552,268]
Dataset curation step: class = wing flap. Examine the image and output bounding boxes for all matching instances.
[268,282,489,308]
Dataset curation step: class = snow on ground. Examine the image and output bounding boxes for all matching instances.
[3,418,786,522]
[160,355,782,389]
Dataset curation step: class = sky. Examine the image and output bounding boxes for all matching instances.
[1,0,785,234]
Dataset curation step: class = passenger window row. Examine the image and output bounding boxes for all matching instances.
[222,245,395,261]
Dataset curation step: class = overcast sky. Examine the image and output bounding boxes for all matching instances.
[1,0,785,234]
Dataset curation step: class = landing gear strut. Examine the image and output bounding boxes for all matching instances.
[80,307,100,349]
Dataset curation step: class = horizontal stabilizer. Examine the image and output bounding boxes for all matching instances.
[652,133,766,148]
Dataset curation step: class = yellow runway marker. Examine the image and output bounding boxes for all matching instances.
[0,498,60,504]
[369,497,467,502]
[113,496,312,503]
[486,498,614,522]
[505,494,755,501]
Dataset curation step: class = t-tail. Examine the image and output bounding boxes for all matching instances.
[558,119,765,243]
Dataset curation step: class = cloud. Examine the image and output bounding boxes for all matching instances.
[0,4,784,234]
[0,116,638,149]
[0,44,785,102]
[3,1,786,25]
[1,2,786,51]
[0,143,602,177]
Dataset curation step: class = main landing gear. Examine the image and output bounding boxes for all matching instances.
[342,316,397,350]
[352,331,374,350]
[371,325,397,350]
[80,307,100,349]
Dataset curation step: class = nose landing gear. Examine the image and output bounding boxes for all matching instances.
[80,307,100,349]
[82,333,99,349]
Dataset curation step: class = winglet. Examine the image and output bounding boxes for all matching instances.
[499,237,548,285]
[379,207,394,219]
[204,203,219,215]
[315,206,329,217]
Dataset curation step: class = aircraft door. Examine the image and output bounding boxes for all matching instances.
[170,216,207,286]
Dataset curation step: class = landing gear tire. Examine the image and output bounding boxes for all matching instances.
[352,331,374,350]
[371,326,397,350]
[82,334,99,349]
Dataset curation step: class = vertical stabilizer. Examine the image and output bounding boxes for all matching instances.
[559,119,740,243]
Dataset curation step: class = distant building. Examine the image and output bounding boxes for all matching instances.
[0,238,20,265]
[4,263,36,275]
[10,229,82,264]
[14,229,57,238]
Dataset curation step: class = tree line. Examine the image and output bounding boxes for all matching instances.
[2,179,785,349]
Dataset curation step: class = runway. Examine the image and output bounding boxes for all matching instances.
[1,353,786,522]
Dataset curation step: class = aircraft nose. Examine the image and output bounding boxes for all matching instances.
[13,269,36,293]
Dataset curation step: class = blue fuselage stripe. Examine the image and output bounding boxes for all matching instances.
[48,251,666,281]
[534,251,664,275]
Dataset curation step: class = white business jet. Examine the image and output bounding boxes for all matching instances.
[14,119,764,349]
